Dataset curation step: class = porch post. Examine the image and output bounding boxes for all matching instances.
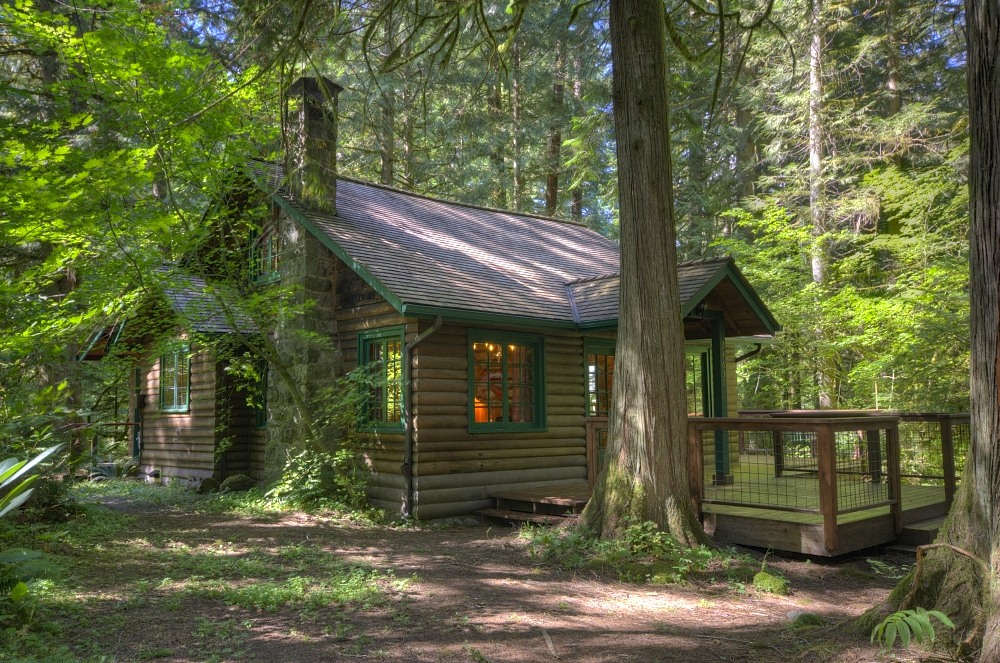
[707,313,732,484]
[817,423,838,554]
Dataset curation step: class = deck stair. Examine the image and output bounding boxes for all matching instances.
[479,484,591,525]
[898,515,946,546]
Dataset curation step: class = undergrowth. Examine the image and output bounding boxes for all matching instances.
[0,479,402,661]
[521,520,753,585]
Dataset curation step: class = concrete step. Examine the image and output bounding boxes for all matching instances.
[478,508,576,525]
[898,515,946,546]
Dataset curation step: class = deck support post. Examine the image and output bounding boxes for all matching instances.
[688,421,704,522]
[940,416,957,507]
[817,423,838,554]
[886,420,902,534]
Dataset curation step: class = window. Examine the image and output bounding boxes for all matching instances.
[250,221,280,284]
[685,349,709,416]
[584,340,710,417]
[585,340,616,417]
[469,331,544,430]
[160,343,190,412]
[359,327,404,429]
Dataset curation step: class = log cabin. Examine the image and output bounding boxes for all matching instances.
[82,272,266,484]
[94,75,780,517]
[235,76,780,520]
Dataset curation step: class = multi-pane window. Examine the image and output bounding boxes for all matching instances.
[584,341,710,417]
[470,332,544,430]
[250,223,280,284]
[360,328,404,429]
[160,343,190,412]
[685,349,709,416]
[585,341,616,417]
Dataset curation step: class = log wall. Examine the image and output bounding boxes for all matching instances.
[137,342,219,483]
[333,259,410,513]
[409,322,590,520]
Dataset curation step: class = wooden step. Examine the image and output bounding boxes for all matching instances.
[898,516,946,546]
[478,508,576,525]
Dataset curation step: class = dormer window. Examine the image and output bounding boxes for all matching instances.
[250,214,280,284]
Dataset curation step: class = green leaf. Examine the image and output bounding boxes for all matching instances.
[9,582,29,603]
[896,619,911,648]
[927,609,955,630]
[1,443,64,493]
[885,622,897,651]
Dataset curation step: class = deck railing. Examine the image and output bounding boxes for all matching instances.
[687,416,902,553]
[688,411,969,552]
[897,413,969,506]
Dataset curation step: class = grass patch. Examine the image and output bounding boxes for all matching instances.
[0,479,408,661]
[187,564,392,612]
[521,520,754,585]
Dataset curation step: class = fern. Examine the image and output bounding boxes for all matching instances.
[871,607,955,652]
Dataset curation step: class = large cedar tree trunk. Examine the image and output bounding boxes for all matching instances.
[579,0,710,547]
[875,2,1000,659]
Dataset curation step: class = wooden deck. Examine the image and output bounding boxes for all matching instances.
[482,479,948,557]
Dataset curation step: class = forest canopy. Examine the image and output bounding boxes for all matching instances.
[0,0,969,452]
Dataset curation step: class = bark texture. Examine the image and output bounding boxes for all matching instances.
[873,2,1000,659]
[579,0,709,547]
[967,0,1000,657]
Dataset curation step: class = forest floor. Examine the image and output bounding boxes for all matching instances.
[4,482,933,663]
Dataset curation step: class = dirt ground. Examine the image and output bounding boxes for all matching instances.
[65,494,921,663]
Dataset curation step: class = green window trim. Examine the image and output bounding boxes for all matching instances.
[250,223,281,285]
[469,330,545,432]
[359,327,405,431]
[584,339,616,418]
[160,342,191,413]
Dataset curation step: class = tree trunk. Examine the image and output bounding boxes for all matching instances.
[873,2,1000,658]
[489,78,508,209]
[808,0,836,409]
[511,38,525,212]
[545,36,566,217]
[579,0,710,547]
[570,53,584,221]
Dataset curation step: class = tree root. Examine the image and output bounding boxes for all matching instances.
[899,542,988,660]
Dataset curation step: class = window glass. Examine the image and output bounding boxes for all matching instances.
[470,333,543,429]
[586,346,615,417]
[160,343,190,412]
[360,329,404,428]
[250,223,280,284]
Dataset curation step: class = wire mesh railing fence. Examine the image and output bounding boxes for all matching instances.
[691,417,898,515]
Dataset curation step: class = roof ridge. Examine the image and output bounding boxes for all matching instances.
[337,174,594,228]
[679,256,732,266]
[565,272,620,286]
[247,159,595,230]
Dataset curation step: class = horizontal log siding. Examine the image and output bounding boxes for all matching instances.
[411,324,588,520]
[333,259,410,512]
[219,365,266,483]
[138,345,219,483]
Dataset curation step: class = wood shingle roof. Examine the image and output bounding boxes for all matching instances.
[249,162,779,335]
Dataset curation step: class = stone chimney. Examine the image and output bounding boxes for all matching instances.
[284,76,343,214]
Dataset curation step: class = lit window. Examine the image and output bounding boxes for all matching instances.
[469,331,544,430]
[359,328,404,429]
[160,343,190,412]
